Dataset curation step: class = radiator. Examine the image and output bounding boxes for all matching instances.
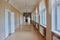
[36,24,38,29]
[40,26,44,36]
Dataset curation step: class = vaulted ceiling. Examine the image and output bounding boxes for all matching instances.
[8,0,40,13]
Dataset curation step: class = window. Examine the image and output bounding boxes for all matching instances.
[36,8,39,23]
[56,0,60,32]
[40,3,46,27]
[11,12,15,33]
[52,0,60,32]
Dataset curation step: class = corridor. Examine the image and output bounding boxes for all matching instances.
[6,23,40,40]
[0,0,60,40]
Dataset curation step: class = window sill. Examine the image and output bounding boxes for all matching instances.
[52,30,60,36]
[40,24,47,28]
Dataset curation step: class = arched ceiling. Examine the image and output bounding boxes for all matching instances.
[7,0,40,13]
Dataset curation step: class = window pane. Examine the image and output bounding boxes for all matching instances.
[52,0,56,31]
[40,3,43,25]
[43,10,46,26]
[11,12,15,33]
[40,3,46,27]
[36,8,38,23]
[45,11,46,26]
[57,3,60,31]
[40,12,43,25]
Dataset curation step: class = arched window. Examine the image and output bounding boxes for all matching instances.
[39,2,46,28]
[52,0,60,33]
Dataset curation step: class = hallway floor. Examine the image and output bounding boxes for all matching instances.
[6,23,43,40]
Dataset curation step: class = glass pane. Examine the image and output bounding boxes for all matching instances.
[40,12,43,25]
[43,10,46,26]
[36,8,39,23]
[40,3,46,27]
[57,3,60,31]
[40,3,43,25]
[11,12,15,33]
[45,10,46,26]
[51,0,56,31]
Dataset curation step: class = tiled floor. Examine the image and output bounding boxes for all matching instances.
[6,22,43,40]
